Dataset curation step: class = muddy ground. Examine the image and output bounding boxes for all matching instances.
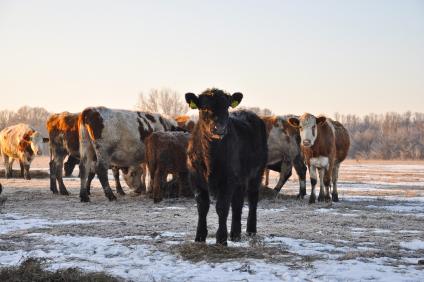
[0,159,423,281]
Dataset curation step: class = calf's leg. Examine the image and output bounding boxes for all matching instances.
[247,176,261,235]
[23,163,31,180]
[317,168,326,202]
[230,185,244,242]
[215,187,232,245]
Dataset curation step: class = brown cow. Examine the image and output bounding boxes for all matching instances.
[175,115,196,132]
[0,123,48,180]
[145,131,193,203]
[261,115,307,198]
[47,112,142,196]
[288,114,350,203]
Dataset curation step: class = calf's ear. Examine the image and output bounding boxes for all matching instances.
[287,117,300,128]
[42,137,49,143]
[185,93,199,109]
[316,116,326,125]
[230,92,243,108]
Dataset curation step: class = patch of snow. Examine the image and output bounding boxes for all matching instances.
[400,240,424,250]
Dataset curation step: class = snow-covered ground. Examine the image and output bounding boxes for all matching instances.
[1,160,424,281]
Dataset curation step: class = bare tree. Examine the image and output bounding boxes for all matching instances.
[136,88,188,118]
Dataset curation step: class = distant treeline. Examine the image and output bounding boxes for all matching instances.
[0,106,423,160]
[334,112,424,160]
[0,106,50,136]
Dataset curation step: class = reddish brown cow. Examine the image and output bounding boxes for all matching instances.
[288,114,350,203]
[175,115,196,132]
[145,131,193,203]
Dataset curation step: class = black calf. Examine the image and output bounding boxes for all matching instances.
[185,88,267,245]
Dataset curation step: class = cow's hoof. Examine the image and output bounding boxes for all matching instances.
[60,190,70,196]
[325,195,331,202]
[332,193,339,202]
[117,189,126,196]
[309,195,316,204]
[51,189,59,195]
[24,175,31,180]
[296,193,305,200]
[0,183,2,194]
[106,193,117,201]
[246,231,257,237]
[80,195,90,202]
[153,197,162,203]
[317,193,325,202]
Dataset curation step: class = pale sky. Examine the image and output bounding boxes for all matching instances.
[0,0,423,116]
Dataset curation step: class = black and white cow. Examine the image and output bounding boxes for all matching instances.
[78,107,179,202]
[185,88,268,245]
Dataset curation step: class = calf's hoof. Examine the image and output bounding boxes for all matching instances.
[195,235,207,242]
[317,193,325,202]
[117,189,126,196]
[309,194,316,204]
[216,240,228,246]
[332,193,339,202]
[230,232,241,242]
[51,189,59,195]
[153,197,163,203]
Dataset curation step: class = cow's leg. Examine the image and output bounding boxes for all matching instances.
[55,156,69,195]
[4,156,12,178]
[79,156,91,202]
[230,185,244,242]
[49,158,59,194]
[141,162,147,193]
[23,163,31,180]
[216,185,232,245]
[294,154,307,199]
[94,156,116,201]
[309,165,317,204]
[64,155,79,177]
[273,161,292,195]
[247,176,260,236]
[331,162,340,202]
[85,170,95,195]
[323,161,334,202]
[153,169,164,203]
[317,167,326,202]
[19,160,24,178]
[112,167,125,195]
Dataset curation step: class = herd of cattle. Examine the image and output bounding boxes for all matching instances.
[0,88,350,245]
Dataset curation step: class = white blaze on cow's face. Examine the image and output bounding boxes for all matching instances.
[299,116,318,148]
[29,132,44,156]
[288,114,326,148]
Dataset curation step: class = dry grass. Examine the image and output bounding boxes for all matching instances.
[0,258,120,282]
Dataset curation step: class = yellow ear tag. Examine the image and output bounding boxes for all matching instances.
[231,100,239,108]
[189,101,198,109]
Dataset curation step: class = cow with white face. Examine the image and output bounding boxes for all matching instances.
[288,114,350,203]
[0,123,49,180]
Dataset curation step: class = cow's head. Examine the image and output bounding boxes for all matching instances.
[121,166,143,191]
[288,113,326,148]
[19,131,48,156]
[185,88,243,140]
